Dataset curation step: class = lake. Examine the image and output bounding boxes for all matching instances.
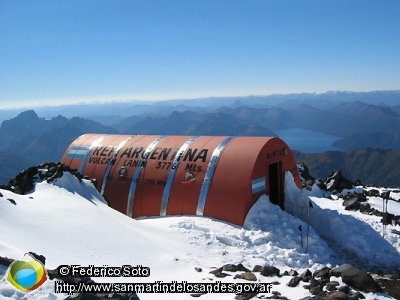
[273,128,344,153]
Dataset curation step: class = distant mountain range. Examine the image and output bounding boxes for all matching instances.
[0,109,275,184]
[294,149,400,187]
[0,90,399,186]
[2,90,400,123]
[111,110,276,136]
[214,103,400,154]
[0,110,117,164]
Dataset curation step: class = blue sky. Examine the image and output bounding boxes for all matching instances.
[1,0,399,109]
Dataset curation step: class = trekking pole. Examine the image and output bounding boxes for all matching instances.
[306,200,313,253]
[299,225,303,248]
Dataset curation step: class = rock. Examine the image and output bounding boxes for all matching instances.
[359,203,372,214]
[3,162,96,195]
[325,171,353,192]
[235,293,257,300]
[301,273,312,282]
[209,267,222,275]
[309,278,320,287]
[209,267,230,278]
[326,177,339,192]
[342,196,360,210]
[222,263,251,273]
[364,189,380,197]
[316,179,327,190]
[234,272,257,281]
[6,198,16,205]
[326,281,340,291]
[47,268,59,280]
[337,178,354,191]
[328,281,340,287]
[28,252,46,265]
[380,191,391,199]
[194,267,202,272]
[350,291,365,299]
[288,269,299,276]
[300,269,312,280]
[331,264,383,293]
[320,277,331,285]
[313,266,331,279]
[260,265,280,277]
[75,172,84,182]
[342,192,367,210]
[46,164,64,183]
[326,283,337,291]
[381,212,396,225]
[344,192,366,202]
[0,255,15,266]
[287,276,302,287]
[298,163,315,182]
[309,285,324,296]
[252,265,262,272]
[374,274,400,299]
[338,285,351,294]
[371,209,383,217]
[344,201,361,211]
[190,293,207,298]
[325,291,350,300]
[303,179,315,190]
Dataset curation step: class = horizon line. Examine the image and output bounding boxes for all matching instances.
[2,88,400,111]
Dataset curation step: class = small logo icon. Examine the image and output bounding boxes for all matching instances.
[7,253,47,291]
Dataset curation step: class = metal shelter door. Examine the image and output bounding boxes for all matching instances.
[268,161,284,210]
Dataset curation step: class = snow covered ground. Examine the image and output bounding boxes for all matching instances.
[0,171,399,300]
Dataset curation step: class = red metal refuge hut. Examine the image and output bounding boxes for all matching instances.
[61,134,302,226]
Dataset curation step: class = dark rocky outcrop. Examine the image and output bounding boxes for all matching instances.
[222,263,251,273]
[287,276,302,287]
[325,291,350,300]
[209,267,231,278]
[0,162,96,194]
[204,261,400,299]
[233,272,257,281]
[331,264,383,293]
[325,171,354,192]
[260,265,281,277]
[374,274,400,299]
[234,293,258,300]
[0,255,14,266]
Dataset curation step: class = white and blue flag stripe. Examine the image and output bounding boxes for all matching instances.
[252,177,265,193]
[66,146,90,159]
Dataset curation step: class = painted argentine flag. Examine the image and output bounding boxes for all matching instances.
[252,177,265,193]
[66,146,90,159]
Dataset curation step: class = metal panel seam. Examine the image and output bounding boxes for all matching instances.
[196,136,235,215]
[160,136,199,216]
[126,135,167,217]
[100,135,136,195]
[78,135,109,174]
